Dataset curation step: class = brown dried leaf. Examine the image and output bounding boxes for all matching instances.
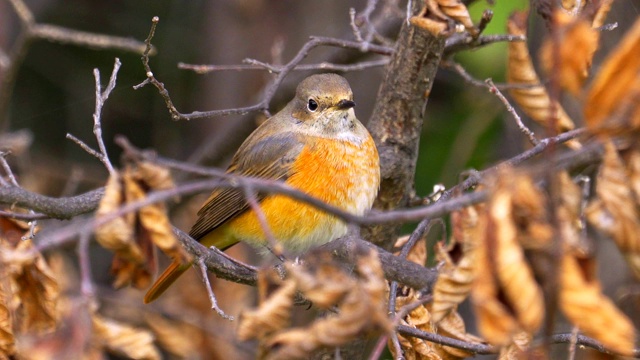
[16,299,92,360]
[92,313,160,360]
[497,331,531,360]
[506,10,577,135]
[131,161,175,191]
[96,161,189,290]
[432,0,477,36]
[237,278,296,341]
[257,249,391,360]
[539,11,599,95]
[629,149,640,202]
[393,288,482,360]
[289,255,354,308]
[1,238,59,335]
[0,282,15,358]
[592,0,615,29]
[559,253,636,356]
[585,16,640,133]
[95,173,141,262]
[557,172,583,250]
[586,142,640,277]
[394,233,428,266]
[144,313,204,359]
[471,171,545,345]
[411,12,449,37]
[430,239,476,323]
[124,163,190,265]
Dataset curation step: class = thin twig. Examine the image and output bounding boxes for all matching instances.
[66,134,104,160]
[135,15,392,121]
[441,60,541,90]
[0,210,48,220]
[77,232,95,299]
[485,78,539,146]
[197,259,234,320]
[180,58,388,74]
[91,58,120,175]
[0,151,37,238]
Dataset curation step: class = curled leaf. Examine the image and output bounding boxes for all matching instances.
[586,142,640,277]
[0,228,59,336]
[237,278,296,341]
[539,11,599,95]
[145,313,204,359]
[431,208,478,323]
[472,171,546,345]
[95,161,190,290]
[585,16,640,134]
[92,313,160,360]
[240,249,391,360]
[506,10,577,137]
[393,287,482,359]
[559,253,636,356]
[411,0,477,37]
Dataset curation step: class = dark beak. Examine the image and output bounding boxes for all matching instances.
[336,99,356,110]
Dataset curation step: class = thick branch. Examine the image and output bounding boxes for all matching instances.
[0,186,104,219]
[363,0,446,250]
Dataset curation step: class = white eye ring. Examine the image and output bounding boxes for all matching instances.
[307,99,318,112]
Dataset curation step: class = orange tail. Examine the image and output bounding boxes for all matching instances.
[143,261,191,304]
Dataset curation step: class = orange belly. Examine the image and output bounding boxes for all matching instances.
[204,135,379,253]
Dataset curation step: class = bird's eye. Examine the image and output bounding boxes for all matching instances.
[307,99,318,112]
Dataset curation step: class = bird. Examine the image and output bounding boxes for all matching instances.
[144,73,380,303]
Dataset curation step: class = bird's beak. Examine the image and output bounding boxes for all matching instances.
[336,99,356,110]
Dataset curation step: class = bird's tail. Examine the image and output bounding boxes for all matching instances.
[143,261,191,304]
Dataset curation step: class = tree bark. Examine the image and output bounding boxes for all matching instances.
[363,1,445,251]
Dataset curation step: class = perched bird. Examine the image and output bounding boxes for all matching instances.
[144,73,380,303]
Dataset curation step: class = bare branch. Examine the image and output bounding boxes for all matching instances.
[135,15,393,121]
[178,58,388,74]
[485,78,540,146]
[197,259,234,320]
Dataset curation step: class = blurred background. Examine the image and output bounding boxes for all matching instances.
[1,0,639,358]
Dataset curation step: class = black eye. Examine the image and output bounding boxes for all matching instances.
[307,99,318,112]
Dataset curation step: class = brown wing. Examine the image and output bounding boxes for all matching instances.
[188,132,304,240]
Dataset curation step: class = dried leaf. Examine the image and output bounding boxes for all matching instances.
[557,172,583,250]
[497,331,531,360]
[585,16,640,133]
[0,282,15,358]
[506,10,577,136]
[586,142,640,277]
[559,253,636,356]
[393,288,482,360]
[539,11,599,95]
[394,233,427,266]
[430,239,476,323]
[96,162,189,290]
[432,0,477,36]
[0,237,59,335]
[16,299,92,360]
[592,0,615,29]
[92,313,160,360]
[410,0,476,37]
[237,278,296,341]
[244,249,391,360]
[471,171,545,345]
[145,313,204,359]
[95,173,141,262]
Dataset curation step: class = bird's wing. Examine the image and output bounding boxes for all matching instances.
[188,131,305,240]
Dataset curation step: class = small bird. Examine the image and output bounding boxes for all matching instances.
[144,73,380,303]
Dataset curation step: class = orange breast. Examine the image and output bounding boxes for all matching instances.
[223,134,379,253]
